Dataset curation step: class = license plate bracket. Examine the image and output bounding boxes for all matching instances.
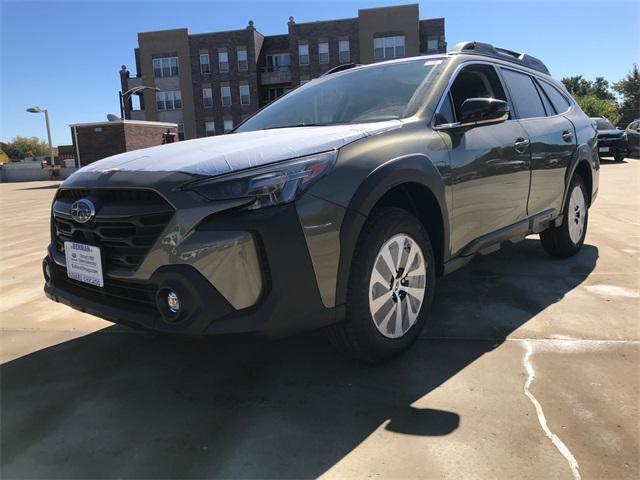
[64,241,104,287]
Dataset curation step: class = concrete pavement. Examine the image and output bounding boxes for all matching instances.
[1,159,638,479]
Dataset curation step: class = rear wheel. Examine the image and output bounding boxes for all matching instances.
[540,175,588,258]
[326,207,436,363]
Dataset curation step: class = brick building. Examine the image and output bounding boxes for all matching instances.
[119,3,446,140]
[69,120,178,166]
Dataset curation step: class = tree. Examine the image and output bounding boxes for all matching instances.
[562,75,619,123]
[575,95,620,125]
[3,136,50,160]
[562,75,615,101]
[613,64,640,111]
[562,75,592,97]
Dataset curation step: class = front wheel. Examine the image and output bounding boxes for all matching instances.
[326,207,436,363]
[614,153,624,162]
[540,175,589,258]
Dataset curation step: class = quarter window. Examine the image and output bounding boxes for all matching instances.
[500,68,546,119]
[202,87,213,107]
[537,80,571,114]
[239,85,250,105]
[199,53,210,74]
[221,86,231,106]
[318,42,329,64]
[339,40,350,63]
[298,43,309,65]
[237,49,248,71]
[205,121,215,136]
[374,36,405,60]
[153,56,178,77]
[218,52,229,73]
[435,92,456,125]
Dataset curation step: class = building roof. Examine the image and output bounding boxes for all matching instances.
[69,120,178,128]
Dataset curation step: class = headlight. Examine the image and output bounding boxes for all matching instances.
[186,150,337,209]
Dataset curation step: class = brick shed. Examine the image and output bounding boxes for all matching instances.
[69,120,178,166]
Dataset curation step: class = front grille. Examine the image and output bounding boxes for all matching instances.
[52,188,174,273]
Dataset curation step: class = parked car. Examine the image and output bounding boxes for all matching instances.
[592,116,629,162]
[43,41,599,362]
[625,119,640,158]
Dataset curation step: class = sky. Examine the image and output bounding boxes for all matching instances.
[1,0,638,145]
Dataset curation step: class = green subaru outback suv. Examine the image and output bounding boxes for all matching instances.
[44,42,598,362]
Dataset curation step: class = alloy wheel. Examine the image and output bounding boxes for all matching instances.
[368,234,427,339]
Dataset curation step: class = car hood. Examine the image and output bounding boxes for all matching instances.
[597,129,624,137]
[77,121,402,177]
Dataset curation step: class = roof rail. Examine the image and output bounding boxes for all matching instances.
[321,63,361,76]
[450,41,550,75]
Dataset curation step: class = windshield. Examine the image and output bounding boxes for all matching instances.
[594,118,615,130]
[236,58,442,131]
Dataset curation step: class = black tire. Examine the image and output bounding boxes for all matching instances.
[540,174,589,258]
[614,153,624,162]
[326,207,436,363]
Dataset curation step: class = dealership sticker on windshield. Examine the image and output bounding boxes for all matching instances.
[64,241,104,287]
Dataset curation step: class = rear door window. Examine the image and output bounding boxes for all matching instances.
[500,68,546,119]
[537,80,571,114]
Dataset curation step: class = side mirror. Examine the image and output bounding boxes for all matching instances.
[459,98,509,127]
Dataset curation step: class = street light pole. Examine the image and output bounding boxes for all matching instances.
[43,109,54,165]
[26,106,54,165]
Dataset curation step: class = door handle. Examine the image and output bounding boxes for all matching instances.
[562,130,574,143]
[514,138,530,153]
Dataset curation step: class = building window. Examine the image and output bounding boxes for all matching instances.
[268,87,285,102]
[221,86,231,106]
[266,53,291,72]
[200,53,210,73]
[156,90,182,110]
[177,123,185,141]
[153,56,178,77]
[239,85,250,105]
[202,87,213,107]
[218,51,229,73]
[237,49,248,71]
[427,37,439,52]
[223,119,234,133]
[374,36,405,60]
[318,42,329,64]
[298,43,309,65]
[339,40,350,63]
[205,121,215,136]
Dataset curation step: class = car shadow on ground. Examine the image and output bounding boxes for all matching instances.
[16,183,61,190]
[0,240,598,479]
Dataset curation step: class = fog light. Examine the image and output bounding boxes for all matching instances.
[167,291,180,313]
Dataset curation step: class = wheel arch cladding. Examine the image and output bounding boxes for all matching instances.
[335,154,449,307]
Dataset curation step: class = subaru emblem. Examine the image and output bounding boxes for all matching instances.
[70,198,96,224]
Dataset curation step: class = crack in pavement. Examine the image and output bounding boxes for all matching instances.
[523,340,581,480]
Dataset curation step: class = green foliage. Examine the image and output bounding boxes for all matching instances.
[3,136,50,160]
[562,74,619,123]
[575,95,620,125]
[561,75,615,101]
[613,64,640,111]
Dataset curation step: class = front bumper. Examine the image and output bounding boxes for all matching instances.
[598,137,629,158]
[44,203,338,337]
